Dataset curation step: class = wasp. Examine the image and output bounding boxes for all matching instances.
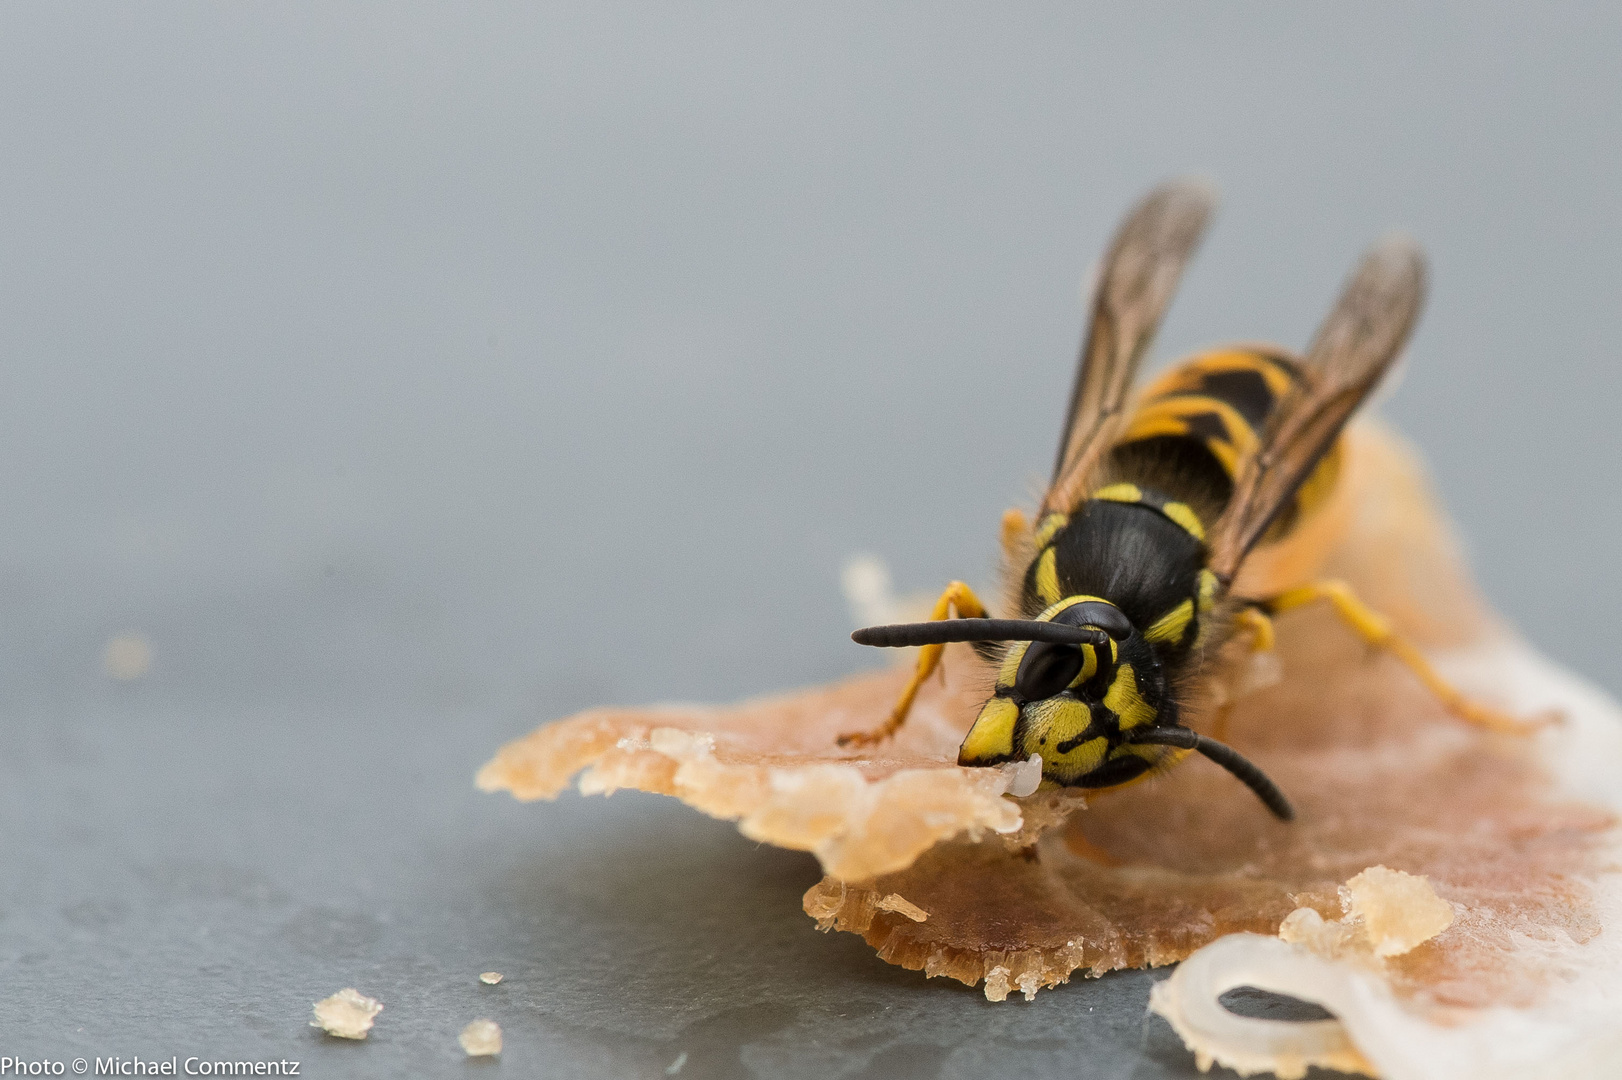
[839,179,1533,820]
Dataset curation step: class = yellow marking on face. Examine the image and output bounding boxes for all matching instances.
[1109,741,1174,767]
[1018,698,1104,782]
[1040,735,1107,783]
[1035,547,1060,605]
[1197,569,1220,612]
[1033,512,1069,548]
[1102,663,1157,731]
[1037,595,1107,620]
[1090,482,1143,504]
[1068,643,1099,687]
[996,641,1028,689]
[959,696,1019,764]
[1144,598,1194,645]
[1023,696,1092,743]
[1160,501,1205,541]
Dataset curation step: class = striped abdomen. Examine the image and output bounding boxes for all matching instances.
[1105,346,1341,540]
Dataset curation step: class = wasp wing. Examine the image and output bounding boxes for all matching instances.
[1043,179,1217,514]
[1207,235,1427,581]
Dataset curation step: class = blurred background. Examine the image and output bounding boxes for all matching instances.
[2,4,1619,1076]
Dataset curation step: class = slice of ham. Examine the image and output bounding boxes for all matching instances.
[478,425,1622,1076]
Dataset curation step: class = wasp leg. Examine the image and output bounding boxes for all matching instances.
[1062,823,1123,867]
[1234,606,1276,653]
[1000,507,1032,564]
[1210,606,1277,742]
[837,580,989,748]
[1208,698,1236,745]
[1263,580,1543,735]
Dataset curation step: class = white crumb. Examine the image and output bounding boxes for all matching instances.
[459,1019,502,1057]
[310,988,382,1040]
[1001,753,1044,798]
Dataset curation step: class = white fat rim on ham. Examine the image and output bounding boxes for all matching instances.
[1150,636,1622,1080]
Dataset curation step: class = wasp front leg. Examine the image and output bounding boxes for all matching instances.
[1262,580,1545,735]
[837,580,989,748]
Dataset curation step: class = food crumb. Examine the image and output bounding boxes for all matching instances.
[665,1051,688,1075]
[478,971,504,985]
[999,753,1043,798]
[1279,865,1454,963]
[1343,865,1454,957]
[875,893,929,922]
[459,1019,502,1057]
[310,988,382,1040]
[103,633,153,680]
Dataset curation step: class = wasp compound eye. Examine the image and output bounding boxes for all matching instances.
[1013,641,1086,702]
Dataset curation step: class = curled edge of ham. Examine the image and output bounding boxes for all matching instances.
[1149,642,1622,1080]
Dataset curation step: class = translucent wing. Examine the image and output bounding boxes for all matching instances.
[1043,179,1217,514]
[1207,235,1428,581]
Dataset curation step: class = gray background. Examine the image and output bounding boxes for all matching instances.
[1,4,1618,1077]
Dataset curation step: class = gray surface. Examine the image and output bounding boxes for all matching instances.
[2,4,1620,1077]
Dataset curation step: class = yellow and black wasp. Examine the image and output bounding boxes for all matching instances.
[839,179,1531,821]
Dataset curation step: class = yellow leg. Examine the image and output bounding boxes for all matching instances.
[837,581,988,748]
[1209,607,1275,742]
[1063,821,1123,867]
[1234,606,1275,653]
[1265,580,1542,735]
[1000,507,1032,564]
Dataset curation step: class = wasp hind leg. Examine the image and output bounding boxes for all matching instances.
[1263,580,1546,736]
[837,580,989,749]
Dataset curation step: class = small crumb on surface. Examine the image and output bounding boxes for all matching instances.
[478,971,503,985]
[876,893,930,922]
[665,1051,688,1075]
[459,1019,502,1057]
[103,633,153,680]
[840,554,898,628]
[311,988,382,1040]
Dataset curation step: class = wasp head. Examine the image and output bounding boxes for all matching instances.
[958,598,1174,787]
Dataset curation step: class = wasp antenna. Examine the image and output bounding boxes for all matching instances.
[851,619,1110,649]
[1125,727,1295,821]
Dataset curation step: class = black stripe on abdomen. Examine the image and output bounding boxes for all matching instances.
[1189,367,1276,428]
